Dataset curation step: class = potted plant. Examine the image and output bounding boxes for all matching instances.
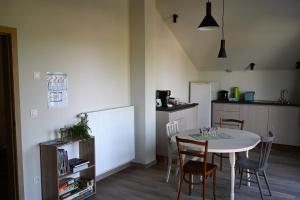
[58,115,91,140]
[69,116,91,139]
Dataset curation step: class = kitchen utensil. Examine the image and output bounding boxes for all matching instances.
[231,87,240,100]
[244,91,255,101]
[218,90,229,101]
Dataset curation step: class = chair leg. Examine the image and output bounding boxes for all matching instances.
[236,152,240,160]
[175,159,179,176]
[262,170,272,196]
[255,171,264,200]
[188,173,192,196]
[177,175,183,200]
[191,175,194,191]
[166,156,172,183]
[212,153,215,165]
[239,168,244,189]
[220,154,223,171]
[203,175,206,200]
[213,171,216,200]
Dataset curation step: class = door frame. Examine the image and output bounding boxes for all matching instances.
[0,26,24,200]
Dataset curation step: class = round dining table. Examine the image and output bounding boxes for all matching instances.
[171,128,261,200]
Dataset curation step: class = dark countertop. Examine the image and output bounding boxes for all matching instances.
[212,100,300,107]
[156,103,198,112]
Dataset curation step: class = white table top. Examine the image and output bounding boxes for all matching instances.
[172,128,261,153]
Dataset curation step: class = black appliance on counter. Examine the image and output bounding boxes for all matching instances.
[218,90,229,101]
[156,90,171,107]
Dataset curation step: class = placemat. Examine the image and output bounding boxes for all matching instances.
[189,132,233,141]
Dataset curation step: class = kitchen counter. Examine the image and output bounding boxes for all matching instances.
[156,103,198,156]
[212,100,300,107]
[156,103,198,112]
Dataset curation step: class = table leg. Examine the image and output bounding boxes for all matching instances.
[229,152,236,200]
[246,150,250,187]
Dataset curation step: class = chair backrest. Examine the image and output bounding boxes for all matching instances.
[258,132,274,169]
[220,118,244,130]
[176,136,208,174]
[166,121,179,139]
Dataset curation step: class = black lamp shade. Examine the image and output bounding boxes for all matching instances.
[198,2,219,30]
[218,39,227,58]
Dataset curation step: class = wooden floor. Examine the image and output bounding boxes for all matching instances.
[92,149,300,200]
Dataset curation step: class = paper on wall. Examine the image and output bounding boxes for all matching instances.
[47,72,68,108]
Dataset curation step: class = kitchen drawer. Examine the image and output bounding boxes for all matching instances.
[213,103,240,112]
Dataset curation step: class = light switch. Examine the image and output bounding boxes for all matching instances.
[30,109,38,118]
[33,72,41,80]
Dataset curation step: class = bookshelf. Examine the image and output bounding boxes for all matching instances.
[40,137,96,200]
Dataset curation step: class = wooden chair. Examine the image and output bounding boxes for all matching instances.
[212,118,244,171]
[176,136,217,200]
[236,132,274,200]
[165,121,180,182]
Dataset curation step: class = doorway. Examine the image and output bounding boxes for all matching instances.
[0,27,23,200]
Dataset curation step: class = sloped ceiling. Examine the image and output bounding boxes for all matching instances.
[156,0,300,70]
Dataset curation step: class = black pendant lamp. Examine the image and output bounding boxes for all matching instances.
[198,0,219,30]
[218,0,227,58]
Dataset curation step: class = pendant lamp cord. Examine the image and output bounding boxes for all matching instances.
[222,0,225,39]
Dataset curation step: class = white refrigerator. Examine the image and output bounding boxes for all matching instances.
[189,82,219,129]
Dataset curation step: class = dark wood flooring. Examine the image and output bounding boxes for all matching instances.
[92,149,300,200]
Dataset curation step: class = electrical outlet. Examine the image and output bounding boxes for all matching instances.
[33,72,41,80]
[30,109,38,118]
[34,176,40,184]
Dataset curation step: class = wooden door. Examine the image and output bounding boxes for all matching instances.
[0,33,18,200]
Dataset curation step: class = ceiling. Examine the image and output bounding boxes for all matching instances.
[156,0,300,71]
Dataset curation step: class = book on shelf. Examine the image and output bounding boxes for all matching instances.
[59,183,78,196]
[57,149,69,175]
[69,158,90,168]
[69,158,90,173]
[72,163,89,173]
[59,177,75,186]
[59,178,77,195]
[60,185,93,200]
[73,190,93,200]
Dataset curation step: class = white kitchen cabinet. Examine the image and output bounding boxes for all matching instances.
[239,105,269,136]
[156,105,198,156]
[212,103,240,127]
[268,106,300,146]
[212,102,300,146]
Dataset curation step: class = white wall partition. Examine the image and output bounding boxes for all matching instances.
[88,106,135,177]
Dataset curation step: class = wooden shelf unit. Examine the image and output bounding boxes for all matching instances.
[40,137,96,200]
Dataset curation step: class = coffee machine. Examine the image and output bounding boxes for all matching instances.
[156,90,171,107]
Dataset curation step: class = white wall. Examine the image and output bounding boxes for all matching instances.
[145,0,157,164]
[198,70,299,102]
[0,1,130,199]
[130,0,156,164]
[152,5,200,102]
[129,0,199,165]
